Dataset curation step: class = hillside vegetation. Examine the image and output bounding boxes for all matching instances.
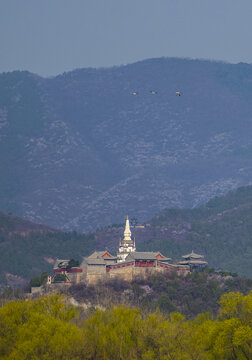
[1,59,252,231]
[141,185,252,276]
[65,270,252,319]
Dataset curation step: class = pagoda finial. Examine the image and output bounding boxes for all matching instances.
[127,215,129,220]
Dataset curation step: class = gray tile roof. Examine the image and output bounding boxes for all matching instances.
[182,251,204,259]
[125,252,170,261]
[84,250,117,266]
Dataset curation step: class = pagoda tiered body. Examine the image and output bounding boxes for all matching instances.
[117,216,136,262]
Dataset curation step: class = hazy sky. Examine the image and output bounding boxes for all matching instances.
[1,0,252,77]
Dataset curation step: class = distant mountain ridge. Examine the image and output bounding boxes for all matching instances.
[1,58,252,230]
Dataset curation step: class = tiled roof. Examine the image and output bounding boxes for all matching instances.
[53,259,69,269]
[126,252,170,260]
[87,258,106,265]
[182,251,204,259]
[88,251,115,259]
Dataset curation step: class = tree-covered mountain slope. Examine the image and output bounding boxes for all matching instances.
[1,58,252,231]
[143,185,252,275]
[0,212,95,287]
[1,185,252,286]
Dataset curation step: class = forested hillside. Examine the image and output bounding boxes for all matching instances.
[0,212,95,287]
[1,59,252,231]
[1,185,252,286]
[142,185,252,275]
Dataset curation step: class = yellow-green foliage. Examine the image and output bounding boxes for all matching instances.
[1,292,252,359]
[0,295,85,360]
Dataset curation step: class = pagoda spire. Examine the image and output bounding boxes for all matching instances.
[123,215,131,242]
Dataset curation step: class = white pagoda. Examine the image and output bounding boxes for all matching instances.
[117,216,136,262]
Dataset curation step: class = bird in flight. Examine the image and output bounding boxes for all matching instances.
[130,90,182,96]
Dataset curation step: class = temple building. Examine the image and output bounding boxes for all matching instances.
[52,259,83,284]
[52,217,207,285]
[178,250,208,271]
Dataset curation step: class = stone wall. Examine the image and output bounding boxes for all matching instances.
[156,262,190,276]
[80,259,190,285]
[85,264,108,285]
[133,266,157,279]
[109,265,134,281]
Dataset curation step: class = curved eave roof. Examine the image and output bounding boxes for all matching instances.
[54,259,69,269]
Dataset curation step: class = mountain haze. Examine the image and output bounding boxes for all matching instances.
[1,58,252,230]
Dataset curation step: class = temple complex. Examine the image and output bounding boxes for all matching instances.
[51,216,207,285]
